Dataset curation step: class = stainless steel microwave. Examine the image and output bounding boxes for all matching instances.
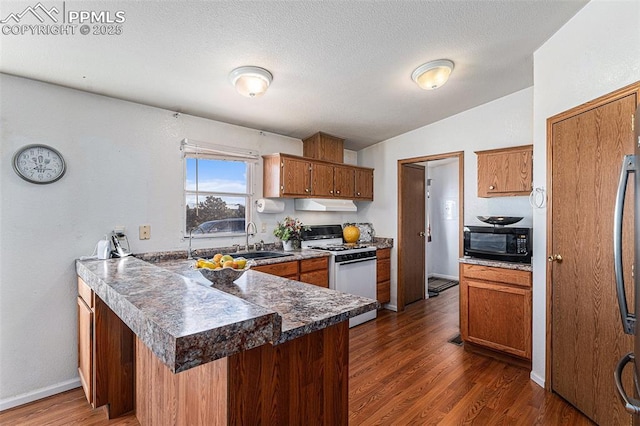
[463,226,532,263]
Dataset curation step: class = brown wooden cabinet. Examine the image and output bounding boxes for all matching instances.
[253,260,299,280]
[302,131,344,163]
[354,167,374,200]
[299,257,329,288]
[460,263,532,362]
[476,145,532,197]
[77,278,134,417]
[311,162,334,197]
[376,248,391,304]
[262,153,374,201]
[253,257,329,288]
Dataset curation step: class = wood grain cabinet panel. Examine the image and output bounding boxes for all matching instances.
[460,263,532,362]
[302,131,344,163]
[476,145,532,197]
[76,277,134,417]
[299,257,329,287]
[354,167,374,200]
[262,153,374,201]
[253,261,299,280]
[281,156,312,197]
[333,165,355,198]
[311,162,335,197]
[376,248,391,304]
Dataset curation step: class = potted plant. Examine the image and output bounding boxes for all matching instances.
[273,216,309,251]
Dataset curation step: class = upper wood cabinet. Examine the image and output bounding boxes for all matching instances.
[354,167,374,200]
[263,153,374,201]
[476,145,533,197]
[303,132,344,163]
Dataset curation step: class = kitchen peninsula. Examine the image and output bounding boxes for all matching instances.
[76,253,378,425]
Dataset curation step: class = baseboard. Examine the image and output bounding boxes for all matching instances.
[383,303,398,312]
[0,378,81,412]
[428,273,459,282]
[530,371,545,388]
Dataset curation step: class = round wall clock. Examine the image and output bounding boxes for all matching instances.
[12,144,66,184]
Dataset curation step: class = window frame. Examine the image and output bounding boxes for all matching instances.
[181,139,257,239]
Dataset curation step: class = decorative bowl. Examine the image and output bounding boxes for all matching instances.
[199,266,249,284]
[476,216,523,226]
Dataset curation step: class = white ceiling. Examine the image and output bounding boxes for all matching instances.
[0,0,588,150]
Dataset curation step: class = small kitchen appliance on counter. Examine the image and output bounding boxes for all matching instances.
[111,231,132,258]
[464,217,531,264]
[302,224,377,327]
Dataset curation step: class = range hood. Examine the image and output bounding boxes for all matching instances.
[294,198,357,212]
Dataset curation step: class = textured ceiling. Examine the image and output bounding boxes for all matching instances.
[0,0,588,150]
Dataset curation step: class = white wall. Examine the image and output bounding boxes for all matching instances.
[358,87,533,311]
[0,74,358,407]
[530,0,640,387]
[426,160,459,281]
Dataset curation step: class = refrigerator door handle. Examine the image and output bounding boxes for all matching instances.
[614,154,636,335]
[615,352,640,415]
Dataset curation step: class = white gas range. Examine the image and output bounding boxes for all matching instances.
[302,225,377,327]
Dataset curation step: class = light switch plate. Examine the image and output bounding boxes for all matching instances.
[139,225,151,240]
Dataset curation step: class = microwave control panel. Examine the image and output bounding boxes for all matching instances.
[516,235,528,254]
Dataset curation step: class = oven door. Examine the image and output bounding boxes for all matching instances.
[333,258,377,327]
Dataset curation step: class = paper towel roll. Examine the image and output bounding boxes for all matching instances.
[256,198,285,213]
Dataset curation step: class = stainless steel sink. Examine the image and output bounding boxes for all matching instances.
[229,251,294,260]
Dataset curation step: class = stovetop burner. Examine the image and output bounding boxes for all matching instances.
[307,244,371,251]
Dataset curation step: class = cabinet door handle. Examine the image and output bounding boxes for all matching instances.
[356,192,361,196]
[336,190,340,194]
[548,254,563,263]
[330,190,334,194]
[418,231,425,237]
[305,188,310,193]
[489,185,495,190]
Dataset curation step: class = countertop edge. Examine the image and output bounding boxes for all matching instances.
[458,256,533,272]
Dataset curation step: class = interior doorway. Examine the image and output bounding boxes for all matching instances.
[397,151,464,312]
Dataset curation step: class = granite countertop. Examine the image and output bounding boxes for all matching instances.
[158,259,378,344]
[76,250,378,373]
[459,256,532,272]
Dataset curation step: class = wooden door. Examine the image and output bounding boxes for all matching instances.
[550,91,636,425]
[400,164,426,305]
[311,162,334,197]
[333,165,355,198]
[354,168,374,200]
[282,157,311,197]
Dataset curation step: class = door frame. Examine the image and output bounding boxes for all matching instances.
[397,151,464,312]
[545,81,640,389]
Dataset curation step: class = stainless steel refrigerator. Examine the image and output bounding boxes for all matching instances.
[614,105,640,421]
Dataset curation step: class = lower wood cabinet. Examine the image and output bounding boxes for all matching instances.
[376,248,391,304]
[77,278,134,417]
[299,257,329,288]
[253,257,329,288]
[460,263,532,361]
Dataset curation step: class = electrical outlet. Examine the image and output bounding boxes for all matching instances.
[139,225,151,240]
[261,223,267,233]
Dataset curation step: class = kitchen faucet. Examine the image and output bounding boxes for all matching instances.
[245,221,257,251]
[187,228,195,260]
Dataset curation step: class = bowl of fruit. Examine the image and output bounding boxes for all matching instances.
[195,253,251,284]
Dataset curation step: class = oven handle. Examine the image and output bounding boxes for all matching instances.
[335,257,377,266]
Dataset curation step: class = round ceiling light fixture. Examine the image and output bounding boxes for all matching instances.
[229,66,273,98]
[411,59,455,90]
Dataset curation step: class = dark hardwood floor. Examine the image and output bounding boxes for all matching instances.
[0,288,592,425]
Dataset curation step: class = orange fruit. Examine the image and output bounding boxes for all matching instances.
[222,260,234,268]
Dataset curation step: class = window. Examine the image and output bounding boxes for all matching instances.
[182,140,257,237]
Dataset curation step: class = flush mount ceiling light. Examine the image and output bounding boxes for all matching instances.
[229,66,273,98]
[411,59,455,90]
